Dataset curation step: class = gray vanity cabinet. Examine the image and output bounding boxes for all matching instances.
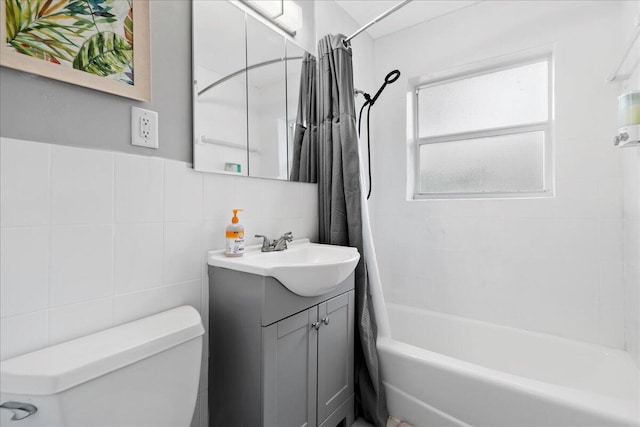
[208,266,355,427]
[316,293,355,426]
[262,307,318,427]
[262,292,355,427]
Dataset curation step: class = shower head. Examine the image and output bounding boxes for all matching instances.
[370,69,401,106]
[385,70,401,84]
[358,70,401,201]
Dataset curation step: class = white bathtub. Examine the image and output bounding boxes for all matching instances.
[377,303,640,427]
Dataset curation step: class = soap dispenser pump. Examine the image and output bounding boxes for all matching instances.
[225,209,245,257]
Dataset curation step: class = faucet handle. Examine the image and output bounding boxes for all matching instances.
[0,402,38,421]
[281,232,294,242]
[254,234,271,249]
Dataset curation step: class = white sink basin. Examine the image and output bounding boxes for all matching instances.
[207,239,360,297]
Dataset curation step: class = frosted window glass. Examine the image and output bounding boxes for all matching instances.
[418,61,548,137]
[419,131,545,194]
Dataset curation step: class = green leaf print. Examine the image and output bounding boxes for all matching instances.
[123,6,132,47]
[72,30,132,76]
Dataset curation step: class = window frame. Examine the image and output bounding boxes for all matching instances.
[410,51,555,200]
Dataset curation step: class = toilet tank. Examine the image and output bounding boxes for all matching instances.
[0,306,204,427]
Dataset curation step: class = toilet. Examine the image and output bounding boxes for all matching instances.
[0,305,204,427]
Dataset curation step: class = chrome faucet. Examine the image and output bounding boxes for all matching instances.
[274,232,293,251]
[255,232,293,252]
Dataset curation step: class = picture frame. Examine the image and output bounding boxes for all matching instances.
[0,0,151,102]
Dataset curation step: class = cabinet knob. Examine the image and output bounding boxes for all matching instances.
[311,321,321,330]
[322,317,330,325]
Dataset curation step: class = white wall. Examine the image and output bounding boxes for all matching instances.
[0,137,318,427]
[621,1,640,367]
[371,1,627,348]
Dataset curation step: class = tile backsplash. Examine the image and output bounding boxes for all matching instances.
[0,137,318,426]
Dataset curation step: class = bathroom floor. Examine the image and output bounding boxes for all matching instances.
[353,417,414,427]
[352,418,374,427]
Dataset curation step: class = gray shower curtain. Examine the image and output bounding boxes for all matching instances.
[317,34,388,427]
[290,52,317,182]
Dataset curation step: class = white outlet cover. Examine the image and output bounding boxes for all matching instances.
[131,106,159,149]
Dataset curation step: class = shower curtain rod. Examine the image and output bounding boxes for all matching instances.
[197,56,304,96]
[606,22,640,82]
[343,0,414,47]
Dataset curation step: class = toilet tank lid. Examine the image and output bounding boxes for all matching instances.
[0,306,204,396]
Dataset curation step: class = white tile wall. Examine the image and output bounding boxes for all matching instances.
[0,227,49,318]
[0,137,318,427]
[50,225,114,306]
[49,296,113,346]
[623,147,640,367]
[162,279,202,313]
[163,221,204,285]
[164,161,203,222]
[0,139,50,227]
[114,223,164,293]
[203,173,236,220]
[621,0,640,369]
[370,1,628,349]
[113,288,163,325]
[114,154,164,223]
[0,310,48,360]
[51,145,114,225]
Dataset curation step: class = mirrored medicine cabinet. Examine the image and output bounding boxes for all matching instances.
[192,1,309,181]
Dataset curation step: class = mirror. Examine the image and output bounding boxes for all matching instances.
[246,14,287,179]
[286,41,306,179]
[193,1,247,175]
[193,1,311,180]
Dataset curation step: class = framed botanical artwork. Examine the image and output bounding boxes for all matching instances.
[0,0,150,101]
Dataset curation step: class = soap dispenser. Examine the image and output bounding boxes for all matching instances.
[615,91,640,147]
[225,209,245,257]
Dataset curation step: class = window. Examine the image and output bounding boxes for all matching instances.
[412,55,553,199]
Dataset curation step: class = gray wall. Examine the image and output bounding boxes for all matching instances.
[0,1,193,162]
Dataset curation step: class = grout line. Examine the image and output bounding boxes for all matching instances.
[161,158,166,289]
[46,143,53,346]
[110,153,116,327]
[201,170,206,325]
[597,219,604,345]
[0,307,49,322]
[0,136,193,166]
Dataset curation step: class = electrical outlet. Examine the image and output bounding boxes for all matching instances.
[131,106,159,149]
